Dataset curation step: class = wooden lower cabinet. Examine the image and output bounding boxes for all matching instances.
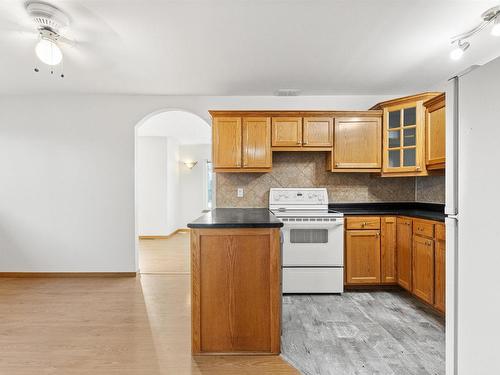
[434,236,446,313]
[381,217,397,284]
[345,229,381,284]
[412,235,435,305]
[396,217,413,291]
[191,228,281,354]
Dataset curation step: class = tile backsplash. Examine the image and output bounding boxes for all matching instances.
[216,152,421,208]
[416,175,446,204]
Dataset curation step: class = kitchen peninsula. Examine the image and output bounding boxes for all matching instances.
[187,208,283,355]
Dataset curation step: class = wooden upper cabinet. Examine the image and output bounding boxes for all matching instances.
[424,93,446,170]
[271,117,302,146]
[371,93,442,177]
[396,217,413,291]
[242,117,271,169]
[303,117,333,147]
[332,117,381,171]
[381,217,397,284]
[212,117,242,169]
[345,229,381,284]
[412,234,435,305]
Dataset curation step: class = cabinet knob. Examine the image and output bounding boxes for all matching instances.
[296,141,302,145]
[303,141,308,145]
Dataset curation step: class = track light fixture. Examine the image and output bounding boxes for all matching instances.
[450,5,500,60]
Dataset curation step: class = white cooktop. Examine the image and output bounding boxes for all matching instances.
[269,188,343,218]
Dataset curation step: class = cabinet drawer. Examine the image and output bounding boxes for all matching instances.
[413,220,434,238]
[346,217,380,230]
[435,223,445,241]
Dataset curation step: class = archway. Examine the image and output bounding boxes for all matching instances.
[134,109,212,273]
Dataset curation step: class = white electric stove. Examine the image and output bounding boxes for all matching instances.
[269,188,344,293]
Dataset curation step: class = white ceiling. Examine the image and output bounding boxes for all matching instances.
[1,0,500,95]
[137,110,211,145]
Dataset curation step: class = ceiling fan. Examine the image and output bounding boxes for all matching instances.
[0,0,123,75]
[27,1,73,67]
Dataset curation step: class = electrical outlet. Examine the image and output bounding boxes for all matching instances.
[237,188,244,198]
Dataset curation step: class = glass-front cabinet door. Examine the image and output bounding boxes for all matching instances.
[382,101,426,175]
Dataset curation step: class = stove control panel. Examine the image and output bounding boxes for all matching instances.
[270,188,328,205]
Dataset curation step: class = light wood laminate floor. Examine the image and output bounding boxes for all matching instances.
[139,232,190,274]
[0,234,298,375]
[282,292,445,375]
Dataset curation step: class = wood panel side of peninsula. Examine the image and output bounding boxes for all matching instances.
[191,228,281,355]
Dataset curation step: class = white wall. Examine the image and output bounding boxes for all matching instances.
[137,137,168,236]
[165,137,180,234]
[179,144,211,227]
[0,94,396,272]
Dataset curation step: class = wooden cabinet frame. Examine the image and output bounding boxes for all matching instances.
[371,92,442,177]
[242,117,272,169]
[331,116,382,172]
[302,117,333,147]
[271,117,303,147]
[424,93,446,170]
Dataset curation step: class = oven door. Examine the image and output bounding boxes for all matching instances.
[281,218,344,267]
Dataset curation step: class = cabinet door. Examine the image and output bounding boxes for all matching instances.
[383,102,426,174]
[345,230,381,284]
[213,117,242,169]
[303,117,333,147]
[271,117,302,147]
[396,217,412,291]
[381,217,397,284]
[412,235,435,305]
[242,117,271,169]
[434,239,446,313]
[426,105,446,168]
[334,117,381,169]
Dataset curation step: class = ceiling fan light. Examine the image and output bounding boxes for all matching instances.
[450,41,470,60]
[35,38,62,66]
[491,17,500,36]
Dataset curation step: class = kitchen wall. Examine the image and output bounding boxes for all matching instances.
[179,144,211,227]
[165,137,180,234]
[137,136,170,236]
[1,94,396,272]
[415,175,445,204]
[216,152,416,207]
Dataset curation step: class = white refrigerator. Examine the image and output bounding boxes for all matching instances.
[445,57,500,375]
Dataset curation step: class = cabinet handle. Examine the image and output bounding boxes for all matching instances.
[376,232,380,237]
[296,141,302,145]
[303,141,308,145]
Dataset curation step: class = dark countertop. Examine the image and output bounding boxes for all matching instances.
[187,208,284,228]
[329,202,446,222]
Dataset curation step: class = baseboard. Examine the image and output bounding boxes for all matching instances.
[139,228,190,240]
[0,272,137,278]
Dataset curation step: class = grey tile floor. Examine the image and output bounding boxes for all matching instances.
[281,291,445,375]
